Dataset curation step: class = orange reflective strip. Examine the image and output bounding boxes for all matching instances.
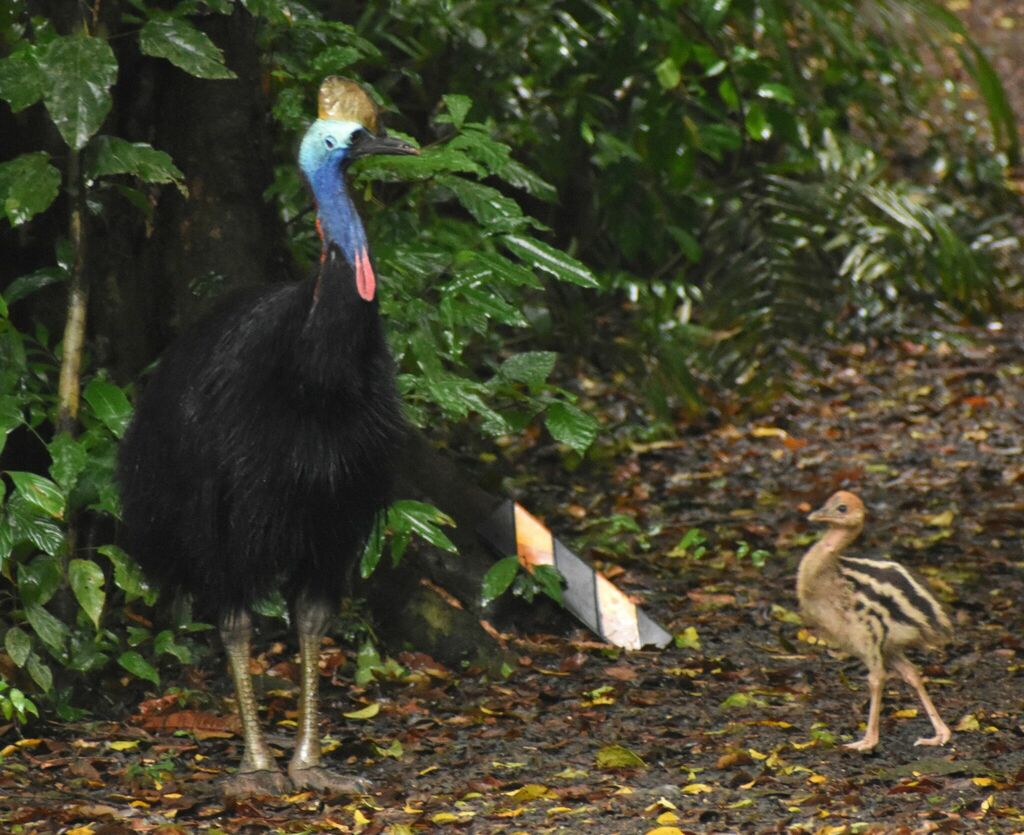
[594,573,641,649]
[514,503,554,568]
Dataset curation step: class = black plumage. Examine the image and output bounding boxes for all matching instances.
[116,78,418,796]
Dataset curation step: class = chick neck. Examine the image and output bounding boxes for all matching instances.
[797,521,863,598]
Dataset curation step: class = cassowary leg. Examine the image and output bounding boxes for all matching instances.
[891,655,951,746]
[287,596,370,795]
[845,665,884,752]
[220,610,290,796]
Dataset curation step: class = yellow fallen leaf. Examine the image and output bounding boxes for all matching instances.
[547,807,574,816]
[747,748,767,760]
[751,426,788,438]
[972,777,996,787]
[431,813,462,824]
[506,784,554,801]
[892,708,918,719]
[808,774,828,784]
[353,809,371,826]
[385,825,415,835]
[596,744,647,769]
[681,783,713,794]
[922,509,955,527]
[344,703,380,720]
[495,807,525,818]
[108,740,140,751]
[644,828,685,835]
[727,798,753,809]
[402,803,423,814]
[66,827,95,835]
[657,811,680,823]
[955,714,980,732]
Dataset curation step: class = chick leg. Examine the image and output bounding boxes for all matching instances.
[287,595,370,795]
[220,610,290,796]
[891,655,951,746]
[845,665,884,752]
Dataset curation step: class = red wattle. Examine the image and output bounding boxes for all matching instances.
[356,248,375,301]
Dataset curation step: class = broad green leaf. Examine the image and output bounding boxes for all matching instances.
[757,82,796,104]
[3,267,67,304]
[39,35,118,149]
[596,744,647,769]
[443,94,472,130]
[0,153,61,226]
[545,401,598,455]
[83,378,133,438]
[481,555,520,605]
[17,554,62,607]
[0,47,47,112]
[3,498,65,557]
[5,626,31,667]
[26,653,53,692]
[118,650,160,686]
[496,159,558,203]
[499,352,557,388]
[69,558,106,629]
[25,603,69,653]
[744,102,772,141]
[532,564,564,606]
[87,136,186,193]
[99,545,157,604]
[359,519,384,579]
[8,471,65,519]
[655,57,681,90]
[154,629,192,663]
[48,432,88,493]
[139,17,237,80]
[0,395,22,454]
[501,235,598,288]
[440,176,527,233]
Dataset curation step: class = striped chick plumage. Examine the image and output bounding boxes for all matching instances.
[797,491,952,752]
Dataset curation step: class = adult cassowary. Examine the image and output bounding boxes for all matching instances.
[117,78,417,797]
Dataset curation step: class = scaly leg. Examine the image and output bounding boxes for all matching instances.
[892,655,951,747]
[220,610,290,797]
[287,595,370,795]
[845,665,884,752]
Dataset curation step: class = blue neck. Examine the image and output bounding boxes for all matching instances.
[308,163,367,268]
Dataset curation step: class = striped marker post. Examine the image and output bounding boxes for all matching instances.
[478,500,671,650]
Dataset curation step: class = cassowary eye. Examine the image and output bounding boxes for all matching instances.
[324,135,337,149]
[837,504,847,513]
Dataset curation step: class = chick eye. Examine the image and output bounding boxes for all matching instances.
[324,135,337,150]
[837,504,847,513]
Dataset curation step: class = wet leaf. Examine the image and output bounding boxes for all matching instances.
[139,17,237,79]
[596,744,646,769]
[343,702,381,720]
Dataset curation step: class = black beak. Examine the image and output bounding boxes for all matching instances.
[347,132,420,161]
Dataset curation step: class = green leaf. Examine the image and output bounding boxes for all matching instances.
[154,629,192,663]
[69,559,106,629]
[17,554,62,607]
[0,152,61,226]
[48,432,88,493]
[3,267,67,304]
[83,378,133,438]
[655,57,681,90]
[545,401,598,455]
[440,176,527,233]
[99,545,157,605]
[25,603,69,653]
[0,47,47,112]
[389,500,457,553]
[26,653,53,692]
[481,555,520,605]
[674,625,702,650]
[118,650,160,686]
[499,352,557,388]
[8,471,65,519]
[744,101,772,141]
[5,626,31,667]
[0,395,22,454]
[39,35,118,150]
[757,82,795,104]
[596,744,647,769]
[87,136,186,193]
[501,235,598,288]
[3,499,65,558]
[139,17,236,80]
[532,564,564,606]
[359,519,384,579]
[443,94,472,130]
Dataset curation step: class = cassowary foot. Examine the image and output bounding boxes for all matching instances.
[288,764,371,796]
[223,768,291,798]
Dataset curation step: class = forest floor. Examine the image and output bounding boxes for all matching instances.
[1,317,1023,833]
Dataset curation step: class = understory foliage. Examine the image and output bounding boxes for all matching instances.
[0,0,1019,716]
